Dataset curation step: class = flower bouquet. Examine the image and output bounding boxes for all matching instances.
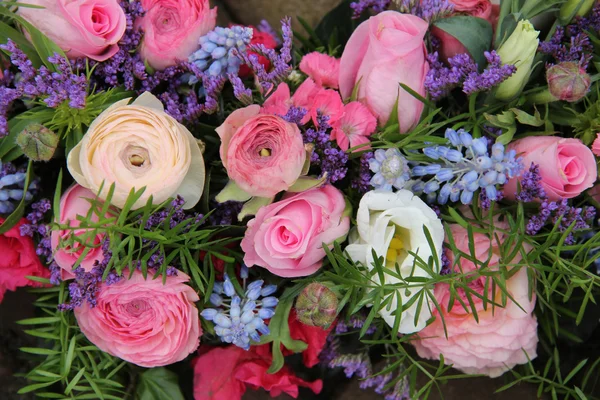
[1,0,600,399]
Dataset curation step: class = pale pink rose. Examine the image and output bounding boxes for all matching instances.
[412,224,538,378]
[74,270,201,367]
[18,0,126,62]
[299,52,341,89]
[50,184,111,279]
[432,0,495,60]
[331,102,377,151]
[261,83,292,116]
[137,0,217,70]
[504,136,597,201]
[241,185,350,277]
[216,105,306,198]
[309,89,345,127]
[339,11,429,133]
[592,133,600,156]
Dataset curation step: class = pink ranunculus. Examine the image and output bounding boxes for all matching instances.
[193,344,322,400]
[241,185,350,277]
[0,218,48,303]
[299,52,341,89]
[331,101,377,151]
[504,136,597,201]
[74,270,201,367]
[137,0,217,70]
[592,133,600,156]
[339,11,429,133]
[18,0,127,62]
[216,105,306,198]
[412,224,538,378]
[432,0,495,60]
[50,184,111,279]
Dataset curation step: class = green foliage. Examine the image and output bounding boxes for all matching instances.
[136,368,185,400]
[433,16,493,69]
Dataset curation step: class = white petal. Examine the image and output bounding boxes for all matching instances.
[176,132,205,210]
[132,92,164,111]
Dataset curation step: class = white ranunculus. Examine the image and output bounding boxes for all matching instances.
[345,190,444,334]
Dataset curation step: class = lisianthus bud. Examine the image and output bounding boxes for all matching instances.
[295,283,338,328]
[495,20,540,101]
[547,62,591,102]
[560,0,596,23]
[16,124,58,161]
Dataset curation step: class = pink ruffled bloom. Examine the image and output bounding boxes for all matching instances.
[241,185,350,277]
[592,133,600,156]
[137,0,217,70]
[0,218,48,303]
[193,344,322,400]
[50,184,111,279]
[216,105,306,198]
[339,11,429,133]
[504,136,597,201]
[432,0,496,60]
[74,270,201,368]
[413,224,538,378]
[18,0,127,62]
[330,101,377,151]
[309,88,345,127]
[299,52,341,89]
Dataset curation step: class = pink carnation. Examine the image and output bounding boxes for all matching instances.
[309,89,345,127]
[299,52,341,89]
[74,270,201,368]
[331,101,377,151]
[412,224,538,377]
[216,105,306,198]
[592,133,600,156]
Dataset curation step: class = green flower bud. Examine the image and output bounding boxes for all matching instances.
[560,0,596,23]
[495,20,540,101]
[16,124,59,162]
[295,283,338,328]
[547,62,591,103]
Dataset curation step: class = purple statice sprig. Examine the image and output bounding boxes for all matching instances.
[302,113,349,183]
[350,0,391,18]
[425,51,516,101]
[395,0,454,23]
[351,151,374,194]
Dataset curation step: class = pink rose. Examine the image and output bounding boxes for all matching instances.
[51,184,111,279]
[74,270,201,367]
[299,52,341,89]
[137,0,217,70]
[504,136,597,201]
[432,0,495,60]
[339,11,429,133]
[216,105,306,198]
[18,0,127,62]
[192,344,322,400]
[330,101,377,151]
[592,133,600,156]
[0,218,48,303]
[241,185,350,277]
[412,224,538,378]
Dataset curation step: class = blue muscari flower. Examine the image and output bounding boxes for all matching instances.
[200,273,278,350]
[368,148,411,191]
[0,161,36,214]
[188,26,254,83]
[411,128,523,205]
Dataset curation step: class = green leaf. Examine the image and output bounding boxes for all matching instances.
[314,0,367,53]
[510,108,544,127]
[136,368,185,400]
[433,16,493,69]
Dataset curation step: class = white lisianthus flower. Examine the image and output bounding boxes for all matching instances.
[345,190,444,334]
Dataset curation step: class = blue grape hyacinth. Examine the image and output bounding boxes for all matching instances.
[0,161,36,214]
[188,26,253,83]
[412,129,523,205]
[201,266,278,350]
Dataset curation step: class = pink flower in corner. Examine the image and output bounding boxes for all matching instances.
[299,52,341,89]
[309,89,345,127]
[592,133,600,156]
[331,101,377,151]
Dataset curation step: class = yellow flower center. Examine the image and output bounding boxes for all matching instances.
[386,236,404,261]
[385,225,411,267]
[259,148,272,157]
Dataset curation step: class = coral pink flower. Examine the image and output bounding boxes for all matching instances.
[299,52,341,89]
[309,89,345,127]
[261,83,292,116]
[331,101,377,151]
[74,270,201,367]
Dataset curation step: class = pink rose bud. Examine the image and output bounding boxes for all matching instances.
[547,62,591,102]
[339,11,430,133]
[295,283,338,328]
[504,136,597,201]
[18,0,127,62]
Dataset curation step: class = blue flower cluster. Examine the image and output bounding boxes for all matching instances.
[368,148,411,191]
[413,129,522,204]
[188,26,253,82]
[201,267,278,350]
[0,161,36,214]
